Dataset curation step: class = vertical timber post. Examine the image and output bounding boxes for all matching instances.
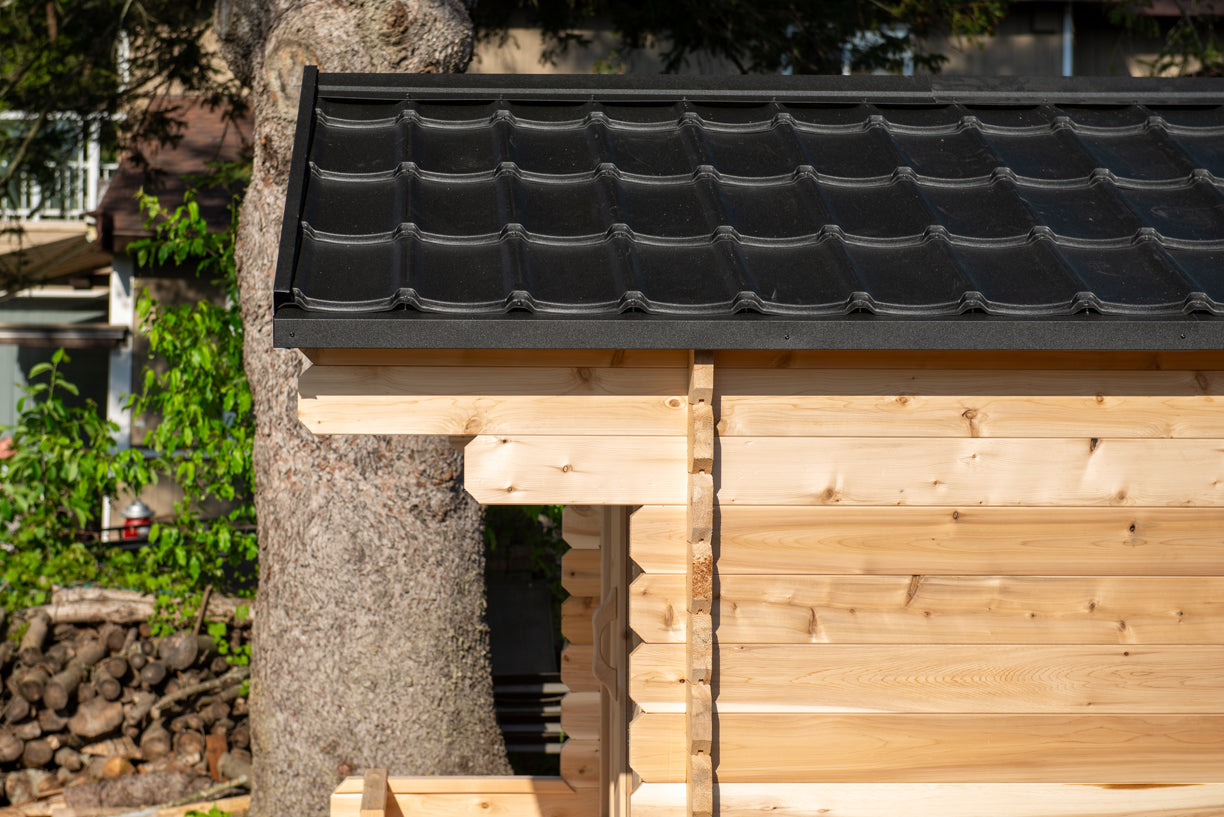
[686,351,715,817]
[599,505,632,817]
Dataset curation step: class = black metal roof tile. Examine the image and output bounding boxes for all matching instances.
[274,72,1224,350]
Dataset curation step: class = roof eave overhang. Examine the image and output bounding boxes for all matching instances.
[273,310,1224,352]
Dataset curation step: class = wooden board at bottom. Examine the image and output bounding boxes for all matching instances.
[332,776,596,817]
[629,714,1224,783]
[630,783,1224,817]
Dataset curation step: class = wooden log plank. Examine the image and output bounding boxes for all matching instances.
[559,740,599,788]
[716,369,1224,438]
[711,350,1224,371]
[629,714,1224,783]
[299,365,687,436]
[303,349,689,368]
[559,691,600,740]
[333,784,597,817]
[688,350,714,405]
[716,437,1224,507]
[560,596,597,644]
[561,549,601,598]
[686,354,715,817]
[629,505,1224,576]
[334,776,579,794]
[687,402,714,474]
[463,436,686,505]
[561,506,601,550]
[630,782,1224,817]
[360,769,397,817]
[560,646,598,693]
[629,644,1224,714]
[629,574,1224,644]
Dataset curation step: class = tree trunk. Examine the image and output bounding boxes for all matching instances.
[217,3,509,816]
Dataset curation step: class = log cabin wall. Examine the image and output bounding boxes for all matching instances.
[629,349,1224,817]
[303,348,1224,816]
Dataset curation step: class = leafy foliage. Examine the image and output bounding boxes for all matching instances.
[0,0,243,287]
[0,350,150,608]
[128,189,256,596]
[475,0,1010,74]
[0,188,255,611]
[1108,0,1224,76]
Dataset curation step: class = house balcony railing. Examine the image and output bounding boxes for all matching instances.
[1,113,118,221]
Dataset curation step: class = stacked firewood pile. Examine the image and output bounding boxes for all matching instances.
[0,589,253,816]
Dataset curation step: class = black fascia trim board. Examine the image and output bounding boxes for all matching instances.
[273,310,1224,352]
[273,66,320,306]
[314,72,1224,106]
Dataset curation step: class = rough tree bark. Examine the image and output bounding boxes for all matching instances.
[216,3,510,816]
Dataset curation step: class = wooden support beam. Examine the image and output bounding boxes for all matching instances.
[332,775,595,817]
[359,769,400,817]
[298,364,686,436]
[685,351,715,817]
[462,435,686,505]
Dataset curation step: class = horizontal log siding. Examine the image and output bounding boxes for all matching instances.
[625,360,1224,812]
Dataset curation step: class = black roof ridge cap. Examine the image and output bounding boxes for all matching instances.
[313,72,1224,105]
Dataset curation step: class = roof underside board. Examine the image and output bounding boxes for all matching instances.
[273,72,1224,351]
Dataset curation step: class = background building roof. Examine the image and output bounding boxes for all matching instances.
[274,71,1224,351]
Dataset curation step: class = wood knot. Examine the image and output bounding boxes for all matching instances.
[560,464,571,473]
[896,395,912,406]
[1089,437,1100,452]
[951,510,960,521]
[1095,393,1106,404]
[1195,371,1210,392]
[961,408,977,420]
[666,396,684,409]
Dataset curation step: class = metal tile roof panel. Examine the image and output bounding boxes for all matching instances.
[274,71,1224,350]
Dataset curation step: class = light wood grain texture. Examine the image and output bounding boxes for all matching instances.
[629,644,1224,713]
[688,402,715,473]
[630,782,1224,817]
[561,595,597,644]
[561,505,602,550]
[559,740,599,788]
[685,612,714,682]
[711,350,1224,371]
[630,505,1224,576]
[561,549,601,598]
[689,350,714,405]
[359,768,398,817]
[559,691,600,740]
[463,435,686,505]
[299,365,687,436]
[715,437,1224,506]
[688,752,714,817]
[304,348,689,368]
[630,714,1224,783]
[686,475,714,559]
[629,574,1224,644]
[333,788,599,817]
[686,682,714,751]
[560,645,598,693]
[335,776,580,794]
[716,369,1224,438]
